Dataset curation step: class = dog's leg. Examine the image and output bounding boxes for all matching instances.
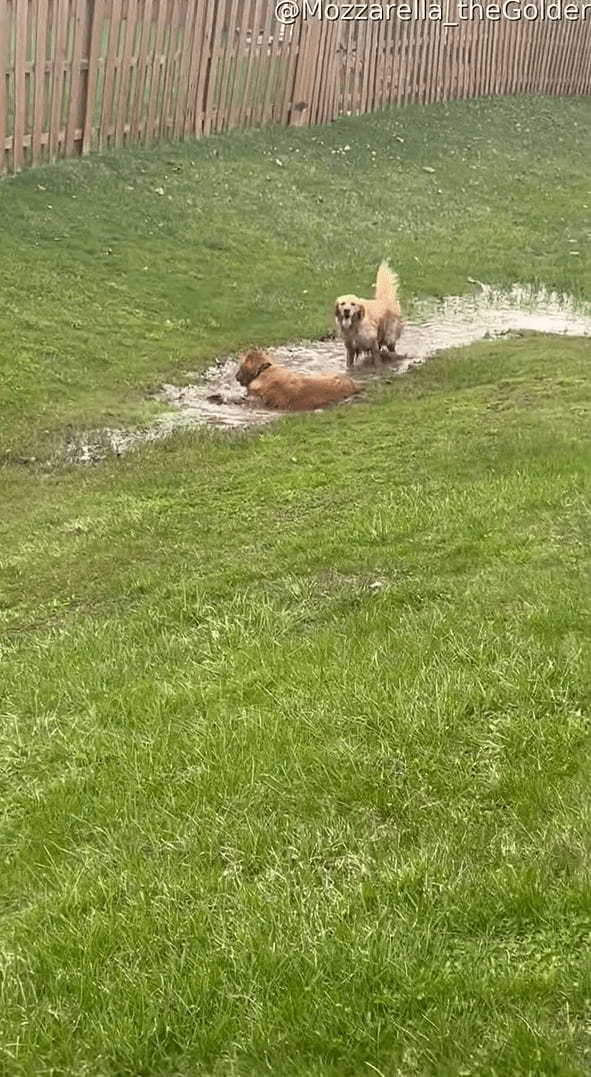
[370,341,383,369]
[345,343,356,369]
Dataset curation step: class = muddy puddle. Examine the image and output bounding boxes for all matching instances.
[66,284,591,464]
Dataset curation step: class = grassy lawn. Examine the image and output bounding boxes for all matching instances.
[1,97,591,1075]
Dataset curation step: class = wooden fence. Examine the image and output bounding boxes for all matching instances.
[1,0,591,175]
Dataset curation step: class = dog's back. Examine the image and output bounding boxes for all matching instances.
[250,364,361,411]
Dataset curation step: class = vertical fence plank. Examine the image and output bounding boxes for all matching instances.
[524,21,536,94]
[216,0,239,132]
[560,19,576,96]
[49,0,68,160]
[202,0,223,135]
[422,20,436,104]
[245,0,265,127]
[549,21,564,94]
[374,19,385,111]
[382,21,394,107]
[144,0,165,143]
[180,0,202,135]
[340,20,354,114]
[443,16,456,101]
[311,15,331,125]
[194,0,216,135]
[31,0,47,163]
[550,20,562,95]
[114,0,136,145]
[247,0,266,127]
[329,18,345,121]
[341,21,355,115]
[405,14,420,102]
[541,22,553,94]
[163,0,184,140]
[414,11,429,103]
[157,0,174,140]
[529,21,539,93]
[228,0,249,129]
[291,15,321,126]
[366,17,381,112]
[327,26,339,121]
[459,15,472,101]
[320,17,337,124]
[251,0,274,128]
[130,0,151,140]
[236,0,259,128]
[482,15,496,98]
[397,24,408,105]
[12,0,27,169]
[82,0,103,153]
[279,15,298,125]
[574,17,589,94]
[488,16,498,97]
[481,18,492,98]
[171,0,193,138]
[359,18,372,114]
[98,0,120,149]
[266,2,288,126]
[65,0,84,154]
[434,16,448,102]
[512,19,525,94]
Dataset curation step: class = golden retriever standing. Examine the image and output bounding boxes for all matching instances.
[236,349,362,411]
[335,260,403,368]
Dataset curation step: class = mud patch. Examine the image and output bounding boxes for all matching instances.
[65,284,591,464]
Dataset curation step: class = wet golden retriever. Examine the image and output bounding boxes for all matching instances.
[236,348,362,411]
[335,260,403,368]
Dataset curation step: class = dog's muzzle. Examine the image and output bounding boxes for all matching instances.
[236,362,271,387]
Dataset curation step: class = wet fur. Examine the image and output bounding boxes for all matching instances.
[236,349,362,411]
[335,261,403,368]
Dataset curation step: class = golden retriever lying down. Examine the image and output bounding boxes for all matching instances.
[236,348,362,411]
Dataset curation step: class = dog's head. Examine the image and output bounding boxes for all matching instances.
[335,295,365,333]
[236,348,273,387]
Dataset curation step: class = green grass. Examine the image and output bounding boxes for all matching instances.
[1,97,591,1076]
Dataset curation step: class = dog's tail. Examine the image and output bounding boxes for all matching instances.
[374,260,399,309]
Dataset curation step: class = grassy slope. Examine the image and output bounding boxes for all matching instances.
[2,337,591,1076]
[1,95,590,450]
[1,98,591,1076]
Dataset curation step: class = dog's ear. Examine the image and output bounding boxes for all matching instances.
[250,349,272,375]
[355,303,365,321]
[335,303,341,319]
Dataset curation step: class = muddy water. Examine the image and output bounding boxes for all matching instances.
[67,285,591,463]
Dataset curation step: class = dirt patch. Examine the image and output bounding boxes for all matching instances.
[65,284,591,464]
